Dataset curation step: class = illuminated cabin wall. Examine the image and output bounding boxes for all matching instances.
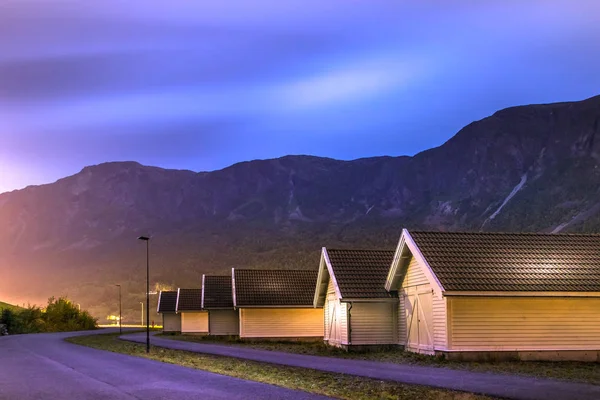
[239,308,323,338]
[448,297,600,351]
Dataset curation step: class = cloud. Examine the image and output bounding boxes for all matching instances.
[273,57,427,110]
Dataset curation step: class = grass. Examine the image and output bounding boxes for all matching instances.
[160,334,600,385]
[67,332,493,400]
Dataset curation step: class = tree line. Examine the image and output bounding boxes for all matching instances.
[0,297,97,334]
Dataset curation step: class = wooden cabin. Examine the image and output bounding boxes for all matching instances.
[157,291,180,333]
[386,229,600,361]
[232,269,323,340]
[314,248,397,349]
[176,288,208,334]
[202,275,239,336]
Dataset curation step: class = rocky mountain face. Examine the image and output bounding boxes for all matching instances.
[1,94,600,318]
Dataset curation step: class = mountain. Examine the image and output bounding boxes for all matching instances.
[2,94,600,319]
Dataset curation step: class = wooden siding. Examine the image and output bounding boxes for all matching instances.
[239,308,324,338]
[181,312,209,333]
[209,310,239,336]
[349,302,397,345]
[432,295,448,349]
[398,292,407,343]
[162,313,181,332]
[449,297,600,351]
[339,301,348,344]
[404,257,429,287]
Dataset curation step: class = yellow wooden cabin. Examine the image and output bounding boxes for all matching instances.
[176,288,208,334]
[233,269,323,340]
[387,229,600,361]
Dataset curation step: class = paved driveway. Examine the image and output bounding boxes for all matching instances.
[0,329,329,400]
[123,333,600,400]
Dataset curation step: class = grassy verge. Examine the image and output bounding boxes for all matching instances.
[159,334,600,385]
[67,333,493,400]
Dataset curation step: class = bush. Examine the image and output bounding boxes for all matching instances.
[0,297,97,334]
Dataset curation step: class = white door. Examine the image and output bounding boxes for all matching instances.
[404,287,434,354]
[326,295,341,345]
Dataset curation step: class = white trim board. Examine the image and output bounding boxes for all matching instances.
[323,248,343,300]
[231,268,237,309]
[201,274,206,310]
[386,229,444,295]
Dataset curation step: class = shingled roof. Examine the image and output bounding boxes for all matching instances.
[233,269,318,307]
[203,275,234,309]
[407,231,600,292]
[176,288,202,311]
[157,291,177,313]
[326,249,396,299]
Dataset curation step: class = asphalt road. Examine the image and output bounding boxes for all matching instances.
[0,329,329,400]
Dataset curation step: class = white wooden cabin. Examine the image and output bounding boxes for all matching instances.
[314,248,398,349]
[157,291,181,333]
[202,275,239,336]
[386,229,600,361]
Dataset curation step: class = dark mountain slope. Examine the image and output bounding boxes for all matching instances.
[1,95,599,318]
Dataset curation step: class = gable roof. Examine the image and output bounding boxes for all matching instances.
[393,230,600,293]
[203,275,234,309]
[176,288,203,311]
[233,269,318,307]
[318,248,396,302]
[157,291,177,313]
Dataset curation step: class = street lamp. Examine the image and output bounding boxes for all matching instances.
[115,284,122,335]
[138,235,150,353]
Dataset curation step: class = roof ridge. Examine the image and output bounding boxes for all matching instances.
[409,230,600,236]
[234,268,318,272]
[326,248,395,252]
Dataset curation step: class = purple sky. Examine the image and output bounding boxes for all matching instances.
[1,1,600,193]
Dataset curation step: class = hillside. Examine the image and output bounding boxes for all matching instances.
[0,301,23,312]
[1,94,600,319]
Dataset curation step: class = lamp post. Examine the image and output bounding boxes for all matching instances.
[115,284,122,334]
[138,235,150,353]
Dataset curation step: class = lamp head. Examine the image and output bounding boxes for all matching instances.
[138,235,150,241]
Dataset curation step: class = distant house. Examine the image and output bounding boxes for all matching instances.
[314,248,397,349]
[157,291,180,333]
[176,288,208,334]
[386,229,600,361]
[233,269,323,339]
[202,275,239,336]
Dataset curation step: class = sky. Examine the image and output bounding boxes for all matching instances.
[1,1,600,193]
